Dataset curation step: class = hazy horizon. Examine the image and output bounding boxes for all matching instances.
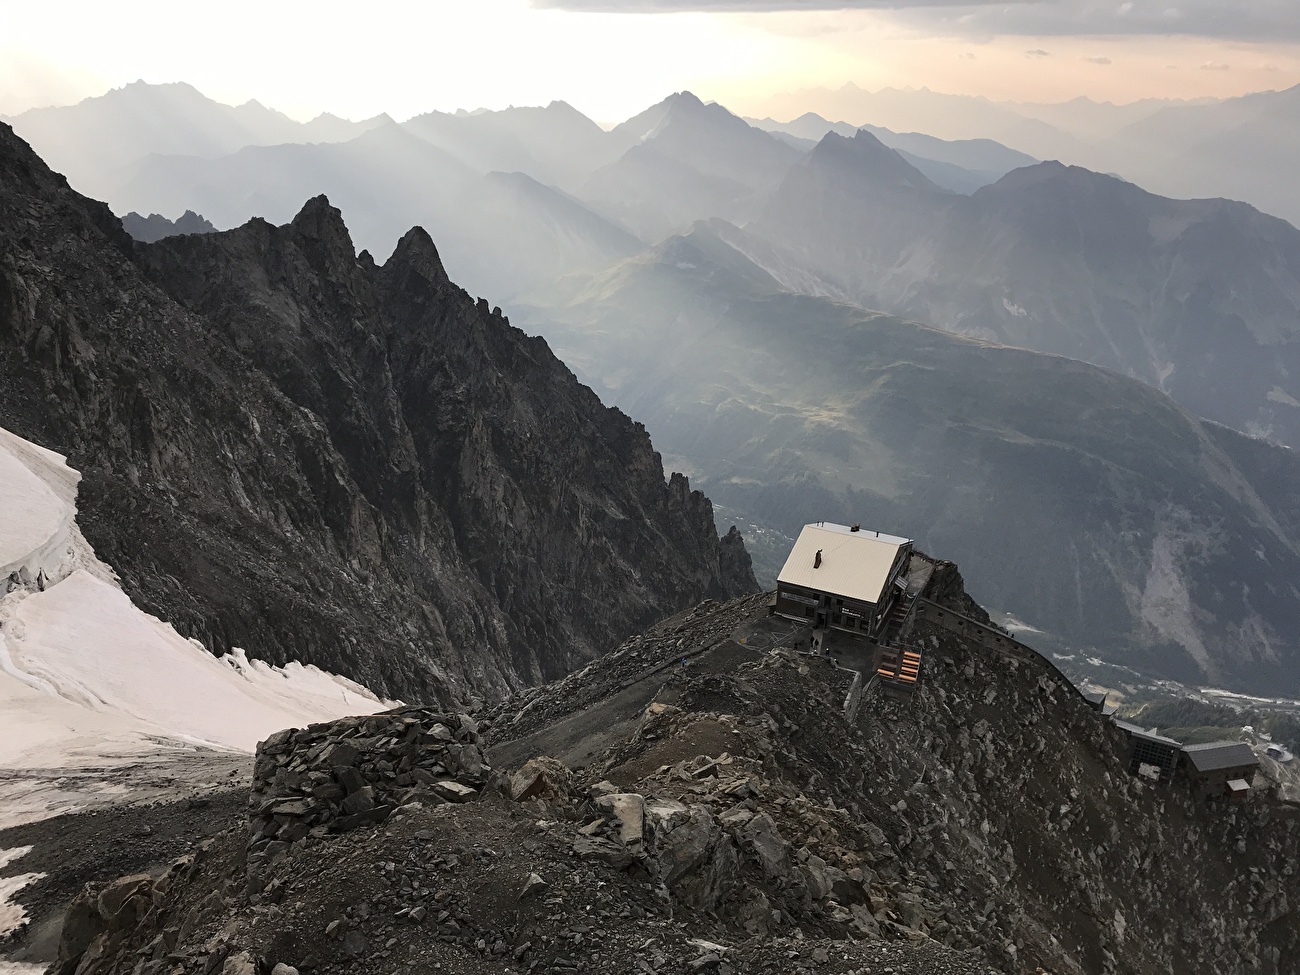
[7,75,1298,131]
[4,0,1299,124]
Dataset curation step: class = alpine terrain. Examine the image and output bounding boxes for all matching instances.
[0,120,757,708]
[518,218,1300,696]
[2,54,1300,975]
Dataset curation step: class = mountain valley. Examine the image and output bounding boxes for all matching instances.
[516,219,1300,695]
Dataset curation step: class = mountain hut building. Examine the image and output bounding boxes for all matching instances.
[774,523,913,639]
[1179,741,1259,800]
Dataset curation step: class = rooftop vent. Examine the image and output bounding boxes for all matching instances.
[850,523,860,532]
[814,549,823,569]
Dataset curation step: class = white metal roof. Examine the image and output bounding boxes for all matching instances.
[777,523,911,605]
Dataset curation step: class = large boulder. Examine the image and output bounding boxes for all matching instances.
[595,793,646,854]
[649,802,739,911]
[509,756,576,802]
[737,812,792,883]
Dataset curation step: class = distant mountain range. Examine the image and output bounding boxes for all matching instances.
[515,218,1300,695]
[0,80,390,203]
[581,92,801,241]
[120,209,216,242]
[746,112,1040,194]
[748,129,1300,447]
[8,80,1300,694]
[750,82,1300,228]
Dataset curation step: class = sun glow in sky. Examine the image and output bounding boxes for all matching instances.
[2,0,1299,122]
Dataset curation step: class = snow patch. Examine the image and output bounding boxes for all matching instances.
[0,846,41,940]
[3,571,390,758]
[1000,614,1043,635]
[0,425,395,777]
[0,433,71,586]
[1155,360,1176,391]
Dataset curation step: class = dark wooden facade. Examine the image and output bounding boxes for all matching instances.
[773,582,894,636]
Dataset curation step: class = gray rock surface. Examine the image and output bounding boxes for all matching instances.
[247,707,492,860]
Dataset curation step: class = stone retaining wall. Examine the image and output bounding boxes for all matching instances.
[913,599,1090,706]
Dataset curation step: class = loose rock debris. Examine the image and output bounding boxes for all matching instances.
[30,590,1300,974]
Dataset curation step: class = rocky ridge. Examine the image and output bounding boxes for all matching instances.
[38,566,1300,975]
[0,121,756,704]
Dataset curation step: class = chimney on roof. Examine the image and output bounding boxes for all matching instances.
[814,549,823,569]
[850,523,860,532]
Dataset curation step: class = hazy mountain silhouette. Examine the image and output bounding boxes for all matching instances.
[580,92,801,240]
[112,121,638,301]
[3,81,389,202]
[517,219,1300,694]
[750,131,1300,447]
[1091,84,1300,228]
[120,209,217,242]
[752,82,1300,227]
[402,101,618,192]
[753,83,1089,160]
[750,112,1038,180]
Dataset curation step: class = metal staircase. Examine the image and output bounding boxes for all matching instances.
[873,590,923,699]
[877,589,916,645]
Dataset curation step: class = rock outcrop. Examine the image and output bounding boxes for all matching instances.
[247,708,493,862]
[0,121,756,703]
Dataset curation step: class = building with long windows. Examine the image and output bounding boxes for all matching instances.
[774,523,912,638]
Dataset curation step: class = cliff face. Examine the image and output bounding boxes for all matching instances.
[0,121,756,703]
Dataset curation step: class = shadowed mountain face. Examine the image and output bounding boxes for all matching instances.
[0,122,755,704]
[751,131,1300,447]
[516,220,1300,695]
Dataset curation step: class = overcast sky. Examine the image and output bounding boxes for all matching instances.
[2,0,1297,121]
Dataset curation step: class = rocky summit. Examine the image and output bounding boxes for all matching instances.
[40,564,1300,975]
[0,121,756,704]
